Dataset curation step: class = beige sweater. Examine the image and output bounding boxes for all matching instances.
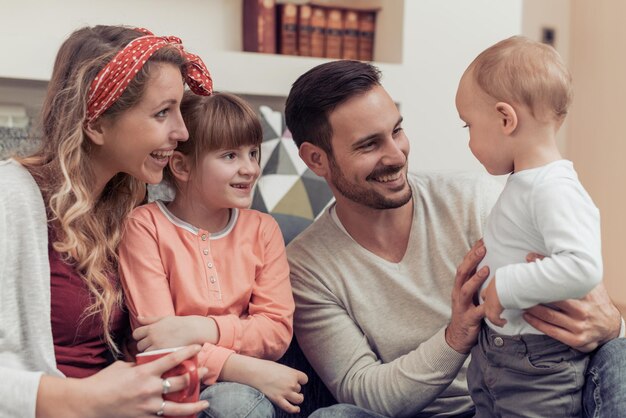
[287,171,501,417]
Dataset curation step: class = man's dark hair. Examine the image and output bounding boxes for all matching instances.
[285,60,381,154]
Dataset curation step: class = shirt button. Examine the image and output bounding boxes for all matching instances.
[493,336,504,347]
[210,276,216,283]
[207,262,213,268]
[201,234,207,241]
[203,249,209,255]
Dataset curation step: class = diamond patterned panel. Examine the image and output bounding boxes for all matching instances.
[252,105,334,243]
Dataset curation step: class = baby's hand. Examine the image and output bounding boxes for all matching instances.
[251,360,308,414]
[481,279,507,327]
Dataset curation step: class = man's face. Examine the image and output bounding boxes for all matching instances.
[325,85,411,210]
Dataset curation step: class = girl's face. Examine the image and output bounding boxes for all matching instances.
[191,144,261,211]
[90,63,189,190]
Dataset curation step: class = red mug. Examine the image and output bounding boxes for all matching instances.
[136,346,200,418]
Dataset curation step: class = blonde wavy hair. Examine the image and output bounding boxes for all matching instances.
[18,26,189,355]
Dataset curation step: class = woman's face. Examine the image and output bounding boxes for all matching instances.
[90,63,189,190]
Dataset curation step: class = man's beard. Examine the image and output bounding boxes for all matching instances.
[328,156,412,210]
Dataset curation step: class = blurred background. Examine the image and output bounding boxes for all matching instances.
[1,0,623,312]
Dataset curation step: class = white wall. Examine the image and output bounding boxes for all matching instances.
[390,0,522,173]
[0,0,238,80]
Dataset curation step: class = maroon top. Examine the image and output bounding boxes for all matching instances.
[49,232,128,378]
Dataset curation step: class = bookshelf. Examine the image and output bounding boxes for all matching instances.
[240,0,404,63]
[208,0,404,97]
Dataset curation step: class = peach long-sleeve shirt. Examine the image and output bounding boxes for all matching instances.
[119,201,294,384]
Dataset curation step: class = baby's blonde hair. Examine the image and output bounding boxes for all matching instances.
[468,35,572,121]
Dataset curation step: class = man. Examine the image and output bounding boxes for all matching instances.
[284,60,625,417]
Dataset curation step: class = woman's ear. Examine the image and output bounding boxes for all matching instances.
[168,151,191,183]
[299,142,329,177]
[495,102,518,135]
[84,120,106,146]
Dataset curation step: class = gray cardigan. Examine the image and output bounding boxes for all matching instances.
[0,159,62,418]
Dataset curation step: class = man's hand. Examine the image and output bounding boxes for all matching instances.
[523,253,622,352]
[481,278,506,327]
[446,239,488,354]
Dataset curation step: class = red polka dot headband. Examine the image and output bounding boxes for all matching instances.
[86,28,213,124]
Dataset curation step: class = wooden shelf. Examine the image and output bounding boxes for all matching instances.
[236,0,404,64]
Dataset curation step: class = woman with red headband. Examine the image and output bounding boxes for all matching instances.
[0,25,212,417]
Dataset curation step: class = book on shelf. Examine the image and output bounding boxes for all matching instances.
[298,4,313,56]
[246,0,380,60]
[309,6,327,58]
[309,0,382,10]
[357,10,376,61]
[324,8,343,59]
[308,1,380,61]
[341,9,359,60]
[277,2,299,55]
[243,0,277,54]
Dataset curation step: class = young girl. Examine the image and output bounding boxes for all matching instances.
[119,91,308,417]
[0,25,212,417]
